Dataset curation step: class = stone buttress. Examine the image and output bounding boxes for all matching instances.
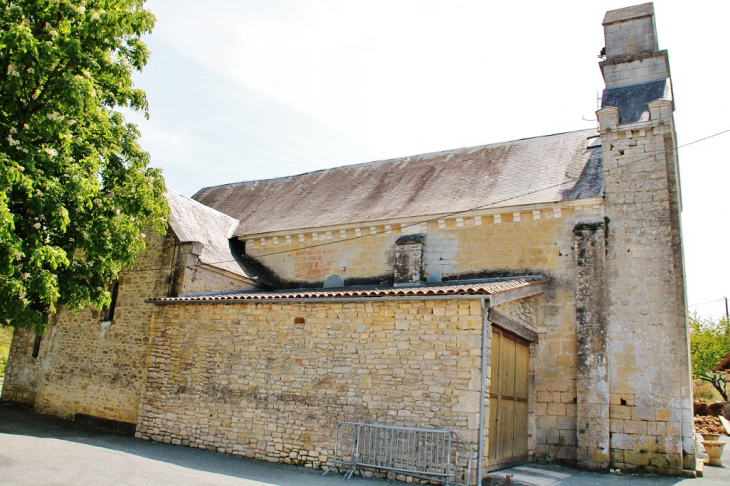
[595,2,694,475]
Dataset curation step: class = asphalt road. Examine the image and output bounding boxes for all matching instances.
[0,404,400,486]
[1,403,728,486]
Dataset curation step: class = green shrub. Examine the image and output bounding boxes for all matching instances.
[693,381,721,401]
[690,313,730,401]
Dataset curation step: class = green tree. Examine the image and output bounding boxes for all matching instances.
[689,313,730,401]
[0,0,167,333]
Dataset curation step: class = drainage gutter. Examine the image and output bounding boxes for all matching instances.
[478,296,490,483]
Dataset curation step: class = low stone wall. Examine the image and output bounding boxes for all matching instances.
[1,329,41,406]
[137,299,487,470]
[0,229,257,424]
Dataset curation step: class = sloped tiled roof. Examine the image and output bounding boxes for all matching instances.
[147,277,544,304]
[193,129,603,237]
[166,190,247,277]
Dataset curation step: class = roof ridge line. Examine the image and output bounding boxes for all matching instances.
[192,128,599,196]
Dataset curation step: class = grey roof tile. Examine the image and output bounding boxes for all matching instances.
[166,190,247,277]
[193,129,602,236]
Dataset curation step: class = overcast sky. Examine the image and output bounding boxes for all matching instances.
[128,0,730,319]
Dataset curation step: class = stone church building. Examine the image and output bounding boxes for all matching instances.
[2,3,697,481]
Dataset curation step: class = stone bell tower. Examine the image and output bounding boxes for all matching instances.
[593,2,695,476]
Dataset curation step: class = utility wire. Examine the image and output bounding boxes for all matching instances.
[124,127,730,273]
[194,128,730,265]
[689,299,724,307]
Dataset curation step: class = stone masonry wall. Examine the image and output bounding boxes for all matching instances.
[574,219,610,470]
[137,299,487,473]
[243,203,601,468]
[2,231,254,423]
[601,56,668,89]
[600,119,694,474]
[1,230,175,423]
[491,297,538,333]
[244,205,601,287]
[171,241,256,296]
[594,4,694,476]
[2,328,40,405]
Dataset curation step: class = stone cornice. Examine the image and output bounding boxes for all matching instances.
[599,49,667,67]
[240,197,605,250]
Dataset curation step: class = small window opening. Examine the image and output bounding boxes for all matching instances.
[100,280,119,322]
[32,335,42,359]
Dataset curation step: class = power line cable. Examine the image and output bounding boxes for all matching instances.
[689,299,725,307]
[120,128,729,273]
[181,127,730,268]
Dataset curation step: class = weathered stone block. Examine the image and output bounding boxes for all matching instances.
[624,450,650,466]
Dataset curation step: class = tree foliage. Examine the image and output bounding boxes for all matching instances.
[689,313,730,401]
[0,0,167,333]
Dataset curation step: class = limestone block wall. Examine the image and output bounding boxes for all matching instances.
[602,4,657,60]
[242,203,601,467]
[2,230,256,423]
[574,219,610,469]
[169,241,256,296]
[244,203,601,286]
[2,329,41,405]
[491,298,538,333]
[601,118,694,474]
[601,55,669,89]
[2,231,175,423]
[137,299,486,471]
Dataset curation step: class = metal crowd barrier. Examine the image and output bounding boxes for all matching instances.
[323,422,477,485]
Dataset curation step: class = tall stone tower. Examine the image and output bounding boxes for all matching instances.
[594,2,694,475]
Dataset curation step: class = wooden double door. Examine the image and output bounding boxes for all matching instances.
[487,326,529,471]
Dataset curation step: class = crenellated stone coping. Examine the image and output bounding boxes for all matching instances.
[597,114,673,136]
[243,198,604,249]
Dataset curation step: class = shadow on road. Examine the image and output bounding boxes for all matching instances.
[3,403,728,486]
[0,403,397,486]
